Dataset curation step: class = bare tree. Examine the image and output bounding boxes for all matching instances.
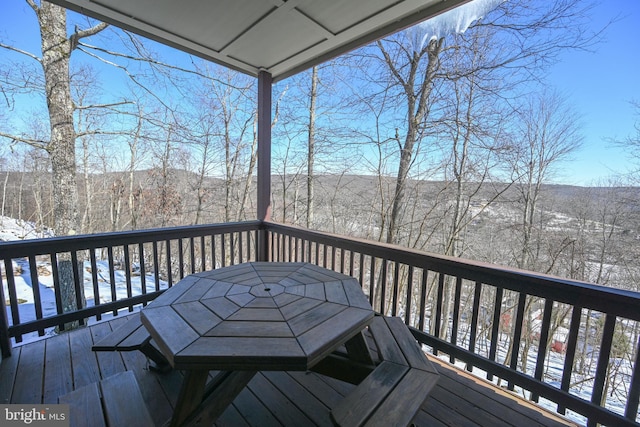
[0,1,108,321]
[509,90,583,271]
[613,100,640,183]
[307,66,319,228]
[358,0,600,249]
[377,36,444,245]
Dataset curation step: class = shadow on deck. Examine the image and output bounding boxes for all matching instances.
[0,314,577,427]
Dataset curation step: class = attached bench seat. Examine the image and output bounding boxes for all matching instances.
[59,370,154,427]
[331,315,440,427]
[91,313,171,373]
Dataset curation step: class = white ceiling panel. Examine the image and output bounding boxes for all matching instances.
[48,0,471,81]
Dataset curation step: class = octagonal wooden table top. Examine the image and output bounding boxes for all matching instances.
[140,262,374,371]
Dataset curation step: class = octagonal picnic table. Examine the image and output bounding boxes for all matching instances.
[140,262,374,426]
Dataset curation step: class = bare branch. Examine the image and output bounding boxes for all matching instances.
[74,22,109,41]
[75,100,133,110]
[75,129,130,138]
[77,40,246,89]
[0,130,47,150]
[25,0,38,13]
[70,22,108,51]
[0,42,41,63]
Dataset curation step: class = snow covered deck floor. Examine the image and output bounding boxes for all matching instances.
[0,314,577,427]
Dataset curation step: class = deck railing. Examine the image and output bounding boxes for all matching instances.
[266,222,640,427]
[0,221,262,351]
[1,220,639,426]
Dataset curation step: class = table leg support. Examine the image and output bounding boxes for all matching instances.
[345,330,374,365]
[170,369,209,427]
[182,370,257,427]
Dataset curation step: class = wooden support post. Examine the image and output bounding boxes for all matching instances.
[0,272,11,358]
[257,70,272,262]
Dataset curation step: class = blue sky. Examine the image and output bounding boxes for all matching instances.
[2,0,639,186]
[543,0,640,185]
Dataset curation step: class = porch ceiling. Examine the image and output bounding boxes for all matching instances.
[48,0,470,82]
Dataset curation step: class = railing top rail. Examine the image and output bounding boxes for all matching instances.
[265,221,640,321]
[0,221,262,258]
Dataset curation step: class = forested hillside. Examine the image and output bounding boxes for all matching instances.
[2,167,639,294]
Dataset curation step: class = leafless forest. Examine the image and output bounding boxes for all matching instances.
[1,0,639,291]
[2,168,640,292]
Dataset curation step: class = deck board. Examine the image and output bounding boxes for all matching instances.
[2,314,578,427]
[69,326,101,388]
[0,344,20,404]
[43,333,72,403]
[11,338,44,403]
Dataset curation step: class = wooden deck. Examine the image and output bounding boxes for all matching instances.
[0,315,578,427]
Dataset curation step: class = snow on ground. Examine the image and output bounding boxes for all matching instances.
[2,216,168,342]
[0,216,53,241]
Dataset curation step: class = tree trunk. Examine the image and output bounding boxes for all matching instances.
[38,2,84,324]
[307,66,318,229]
[40,2,79,237]
[383,38,443,245]
[2,171,8,218]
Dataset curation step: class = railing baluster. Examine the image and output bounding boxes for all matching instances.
[139,243,147,306]
[153,241,160,289]
[467,281,482,372]
[508,292,527,390]
[71,251,86,326]
[178,239,185,278]
[4,258,21,341]
[349,251,354,277]
[50,253,63,321]
[230,233,236,265]
[589,314,617,427]
[189,237,196,273]
[27,255,44,335]
[434,273,445,345]
[488,286,503,380]
[123,245,133,311]
[0,270,11,357]
[404,265,414,325]
[200,236,206,271]
[331,246,336,270]
[358,252,364,288]
[380,259,387,314]
[221,234,227,267]
[272,232,277,261]
[211,234,217,269]
[418,269,428,332]
[626,333,640,420]
[107,247,117,315]
[559,305,583,414]
[369,256,376,307]
[391,262,399,317]
[90,249,101,319]
[450,276,463,364]
[165,240,173,286]
[303,238,309,262]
